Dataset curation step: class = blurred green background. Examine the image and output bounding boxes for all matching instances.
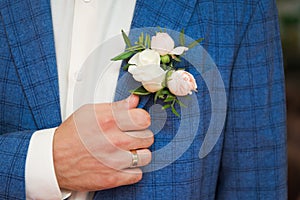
[277,0,300,199]
[278,0,300,70]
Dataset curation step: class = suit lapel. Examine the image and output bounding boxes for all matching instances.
[1,0,61,129]
[114,0,197,106]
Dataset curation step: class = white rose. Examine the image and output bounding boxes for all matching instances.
[151,32,188,56]
[128,49,166,92]
[167,70,197,96]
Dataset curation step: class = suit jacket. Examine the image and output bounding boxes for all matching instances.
[0,0,287,199]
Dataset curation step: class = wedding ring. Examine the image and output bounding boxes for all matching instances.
[130,150,138,168]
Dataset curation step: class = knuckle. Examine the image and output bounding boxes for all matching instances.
[112,137,130,149]
[98,116,116,132]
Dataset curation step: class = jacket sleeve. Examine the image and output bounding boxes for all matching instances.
[0,131,33,199]
[217,0,287,199]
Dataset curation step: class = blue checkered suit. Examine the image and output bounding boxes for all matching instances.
[0,0,286,199]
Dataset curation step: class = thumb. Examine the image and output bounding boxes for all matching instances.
[115,94,140,110]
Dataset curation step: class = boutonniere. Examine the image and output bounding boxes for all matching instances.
[111,29,203,116]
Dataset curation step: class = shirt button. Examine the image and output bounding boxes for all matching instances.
[74,71,83,81]
[83,0,91,3]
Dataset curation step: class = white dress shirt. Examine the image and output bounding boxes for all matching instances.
[25,0,136,199]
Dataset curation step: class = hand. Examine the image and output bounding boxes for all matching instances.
[53,95,153,191]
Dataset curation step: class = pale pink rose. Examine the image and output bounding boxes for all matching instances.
[151,32,188,56]
[167,70,197,96]
[128,49,166,92]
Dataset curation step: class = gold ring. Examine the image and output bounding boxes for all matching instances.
[130,150,138,168]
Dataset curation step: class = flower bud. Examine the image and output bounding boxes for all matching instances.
[161,55,170,64]
[167,70,197,96]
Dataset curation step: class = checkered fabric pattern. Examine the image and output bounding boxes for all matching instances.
[0,0,61,199]
[0,0,286,199]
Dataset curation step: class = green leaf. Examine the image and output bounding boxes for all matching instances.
[176,99,187,107]
[166,70,174,79]
[138,32,144,45]
[159,94,166,99]
[111,51,134,61]
[130,86,151,96]
[157,26,163,33]
[171,105,180,117]
[180,29,185,46]
[164,96,175,103]
[162,104,171,110]
[187,38,204,49]
[172,56,181,62]
[154,89,162,102]
[122,63,131,71]
[145,34,151,48]
[153,88,166,101]
[126,45,145,52]
[161,63,167,71]
[160,89,172,95]
[121,30,132,47]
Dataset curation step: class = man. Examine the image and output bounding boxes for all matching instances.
[0,0,286,199]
